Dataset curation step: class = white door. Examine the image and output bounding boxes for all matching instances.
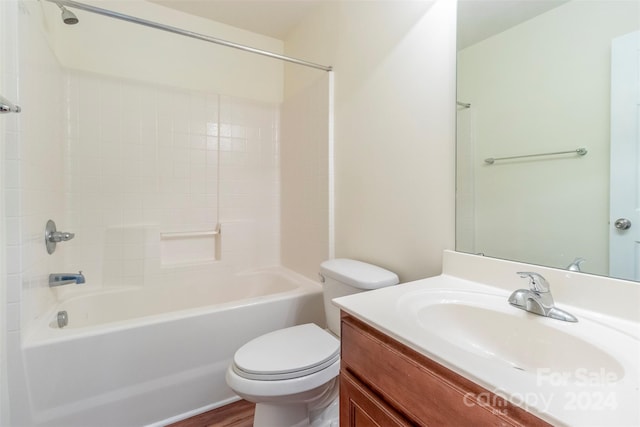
[610,31,640,281]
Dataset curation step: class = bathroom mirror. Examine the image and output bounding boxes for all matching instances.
[455,0,640,281]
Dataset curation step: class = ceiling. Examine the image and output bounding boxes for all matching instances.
[457,0,569,49]
[147,0,324,40]
[147,0,569,44]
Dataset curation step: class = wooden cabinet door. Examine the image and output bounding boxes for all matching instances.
[340,370,412,427]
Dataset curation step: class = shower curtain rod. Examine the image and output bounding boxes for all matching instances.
[47,0,333,72]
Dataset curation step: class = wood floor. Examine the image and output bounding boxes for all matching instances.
[167,400,255,427]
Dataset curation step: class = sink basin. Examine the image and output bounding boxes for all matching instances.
[398,290,628,384]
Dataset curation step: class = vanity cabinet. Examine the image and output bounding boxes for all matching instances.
[339,313,551,427]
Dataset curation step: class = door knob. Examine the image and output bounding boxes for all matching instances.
[614,218,632,230]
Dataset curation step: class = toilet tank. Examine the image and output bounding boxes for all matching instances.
[319,259,399,336]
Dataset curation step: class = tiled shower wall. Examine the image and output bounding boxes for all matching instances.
[4,0,67,334]
[64,71,281,290]
[3,2,68,416]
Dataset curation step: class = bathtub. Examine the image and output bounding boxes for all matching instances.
[21,267,324,427]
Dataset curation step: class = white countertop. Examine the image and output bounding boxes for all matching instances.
[333,251,640,427]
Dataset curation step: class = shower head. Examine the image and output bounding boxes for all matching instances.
[57,3,79,25]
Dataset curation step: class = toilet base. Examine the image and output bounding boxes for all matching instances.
[253,396,339,427]
[310,396,339,427]
[252,378,339,427]
[254,403,310,427]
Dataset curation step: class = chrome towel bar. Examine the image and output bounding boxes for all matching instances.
[484,147,587,165]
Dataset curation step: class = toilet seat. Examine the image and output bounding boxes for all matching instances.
[232,323,340,381]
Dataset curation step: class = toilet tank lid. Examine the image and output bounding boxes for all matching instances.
[320,258,399,290]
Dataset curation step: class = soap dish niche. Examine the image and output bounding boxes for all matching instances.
[160,226,220,267]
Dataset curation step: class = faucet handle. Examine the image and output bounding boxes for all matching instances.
[566,257,586,271]
[49,231,75,242]
[517,272,550,293]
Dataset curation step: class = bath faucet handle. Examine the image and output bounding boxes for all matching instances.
[45,220,76,254]
[517,272,550,293]
[49,231,75,242]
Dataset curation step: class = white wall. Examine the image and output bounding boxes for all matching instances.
[43,0,284,103]
[284,0,457,282]
[457,0,640,275]
[280,73,331,280]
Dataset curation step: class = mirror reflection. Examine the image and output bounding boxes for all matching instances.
[456,0,640,281]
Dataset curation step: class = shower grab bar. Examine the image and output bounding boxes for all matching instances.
[47,0,332,72]
[160,228,220,239]
[0,95,21,114]
[484,147,587,165]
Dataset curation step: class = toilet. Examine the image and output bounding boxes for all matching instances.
[225,259,399,427]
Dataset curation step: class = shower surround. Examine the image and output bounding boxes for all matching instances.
[15,67,283,330]
[63,69,281,289]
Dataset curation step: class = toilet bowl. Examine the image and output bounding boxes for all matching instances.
[226,323,341,427]
[225,259,399,427]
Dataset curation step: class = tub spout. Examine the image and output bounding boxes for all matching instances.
[49,271,85,287]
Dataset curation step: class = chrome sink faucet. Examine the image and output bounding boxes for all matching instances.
[49,271,85,287]
[508,272,577,322]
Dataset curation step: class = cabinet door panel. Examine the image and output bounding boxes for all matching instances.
[340,370,411,427]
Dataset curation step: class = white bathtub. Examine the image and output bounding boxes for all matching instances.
[21,267,324,427]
